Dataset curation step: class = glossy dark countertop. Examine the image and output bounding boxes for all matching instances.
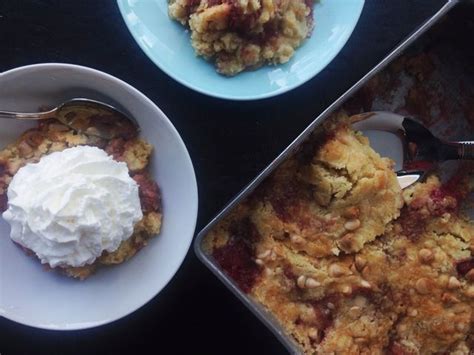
[0,1,450,354]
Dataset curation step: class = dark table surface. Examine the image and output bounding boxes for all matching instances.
[0,0,452,354]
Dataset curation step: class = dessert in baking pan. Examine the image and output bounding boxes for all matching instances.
[203,113,474,354]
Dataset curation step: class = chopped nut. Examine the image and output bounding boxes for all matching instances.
[297,275,307,289]
[323,213,336,222]
[456,323,467,332]
[438,274,449,287]
[354,255,367,271]
[300,307,316,323]
[257,250,271,259]
[448,276,461,289]
[329,263,349,277]
[308,328,320,341]
[290,234,306,245]
[337,233,355,252]
[348,306,362,318]
[418,248,434,263]
[344,219,361,231]
[440,212,451,223]
[408,308,418,317]
[305,277,321,288]
[269,250,277,261]
[465,269,474,282]
[360,280,371,288]
[415,278,430,295]
[7,159,22,175]
[327,302,335,310]
[342,285,352,295]
[264,268,273,276]
[255,258,264,266]
[350,263,358,273]
[354,337,367,344]
[466,286,474,298]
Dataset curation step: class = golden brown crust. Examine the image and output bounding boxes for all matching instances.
[0,120,162,280]
[168,0,314,76]
[203,116,474,354]
[99,212,162,266]
[250,118,402,258]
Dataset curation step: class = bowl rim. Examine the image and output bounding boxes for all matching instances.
[0,62,199,330]
[116,0,365,101]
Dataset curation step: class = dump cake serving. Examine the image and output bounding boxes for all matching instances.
[0,118,162,279]
[168,0,315,76]
[204,114,474,354]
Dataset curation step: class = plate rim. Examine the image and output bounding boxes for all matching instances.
[116,0,365,101]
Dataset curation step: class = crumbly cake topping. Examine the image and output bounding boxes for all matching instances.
[204,117,474,354]
[168,0,314,76]
[0,119,162,280]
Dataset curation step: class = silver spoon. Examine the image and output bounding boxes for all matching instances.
[0,98,139,140]
[351,111,474,189]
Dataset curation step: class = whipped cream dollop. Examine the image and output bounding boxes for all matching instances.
[3,146,143,268]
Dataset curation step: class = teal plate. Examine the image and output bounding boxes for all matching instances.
[117,0,364,100]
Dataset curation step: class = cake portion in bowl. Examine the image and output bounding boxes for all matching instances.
[203,114,474,354]
[168,0,315,76]
[0,119,162,280]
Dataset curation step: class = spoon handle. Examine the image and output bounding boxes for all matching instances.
[0,109,56,120]
[452,141,474,160]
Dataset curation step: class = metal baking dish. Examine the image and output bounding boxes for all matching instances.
[194,0,466,352]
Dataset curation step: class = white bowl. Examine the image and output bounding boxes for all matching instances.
[0,63,198,330]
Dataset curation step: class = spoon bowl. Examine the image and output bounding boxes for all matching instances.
[351,111,474,188]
